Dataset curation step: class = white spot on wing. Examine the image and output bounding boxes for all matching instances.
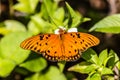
[55,29,59,34]
[68,28,78,32]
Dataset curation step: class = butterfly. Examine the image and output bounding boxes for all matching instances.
[20,28,100,61]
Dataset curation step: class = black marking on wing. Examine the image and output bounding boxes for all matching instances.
[39,35,44,40]
[76,33,80,38]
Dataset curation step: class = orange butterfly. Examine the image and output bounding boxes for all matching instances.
[20,28,100,61]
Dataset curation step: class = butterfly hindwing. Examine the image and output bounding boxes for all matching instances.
[42,37,64,61]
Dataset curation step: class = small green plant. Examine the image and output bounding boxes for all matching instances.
[68,49,120,80]
[0,0,120,80]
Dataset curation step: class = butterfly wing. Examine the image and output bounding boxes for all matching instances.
[62,32,100,61]
[20,32,100,61]
[20,34,64,61]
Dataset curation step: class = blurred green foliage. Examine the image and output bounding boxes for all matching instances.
[89,14,120,33]
[0,0,120,80]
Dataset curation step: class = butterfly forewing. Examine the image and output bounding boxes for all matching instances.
[62,32,99,61]
[20,34,56,52]
[77,32,100,50]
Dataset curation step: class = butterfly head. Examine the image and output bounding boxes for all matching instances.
[55,26,66,34]
[55,26,78,34]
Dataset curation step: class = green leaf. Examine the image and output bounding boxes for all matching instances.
[57,61,66,73]
[27,21,40,35]
[50,7,65,27]
[65,2,82,28]
[88,73,101,80]
[0,20,26,35]
[110,50,119,62]
[25,73,40,80]
[40,0,64,28]
[53,7,65,23]
[43,66,67,80]
[68,62,98,74]
[116,61,120,70]
[103,75,114,80]
[107,50,120,68]
[0,27,10,35]
[0,59,16,77]
[28,14,53,34]
[98,49,108,66]
[35,66,67,80]
[43,0,58,17]
[100,67,113,75]
[82,49,99,65]
[89,14,120,33]
[20,58,47,72]
[13,0,39,13]
[0,32,32,64]
[82,17,91,23]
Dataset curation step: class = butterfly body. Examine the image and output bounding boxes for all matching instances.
[20,29,100,61]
